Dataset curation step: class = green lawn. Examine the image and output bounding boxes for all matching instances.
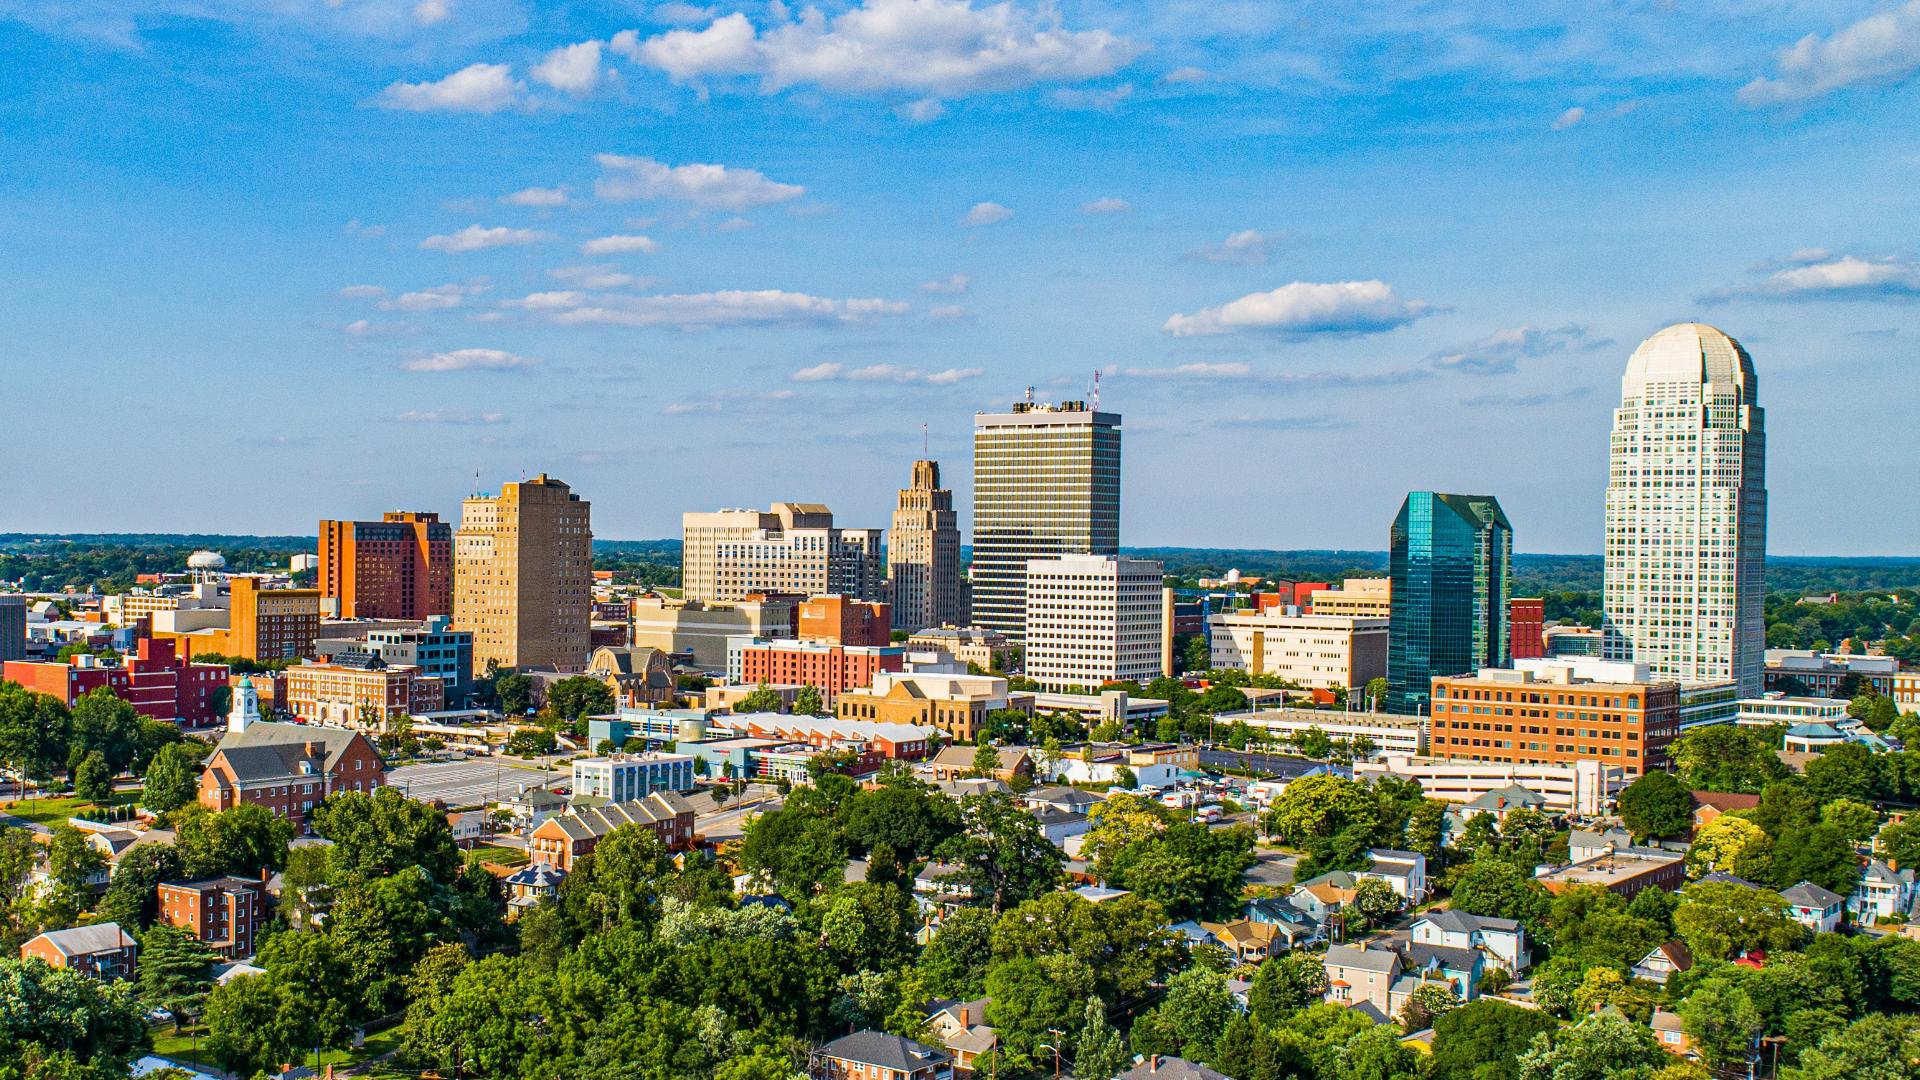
[2,790,143,827]
[469,844,531,867]
[154,1022,408,1073]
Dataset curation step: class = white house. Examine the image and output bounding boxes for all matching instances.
[1631,940,1694,985]
[1848,859,1915,923]
[1781,881,1846,933]
[1362,849,1428,901]
[1409,910,1530,973]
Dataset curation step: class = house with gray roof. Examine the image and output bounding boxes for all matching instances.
[815,1030,952,1080]
[1781,881,1845,933]
[1118,1056,1233,1080]
[526,792,696,870]
[1462,784,1550,823]
[197,698,385,832]
[19,923,138,980]
[1410,909,1529,972]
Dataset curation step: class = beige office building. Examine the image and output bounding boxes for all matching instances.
[680,503,884,604]
[628,594,800,670]
[1308,579,1392,619]
[454,474,592,672]
[888,460,965,633]
[1023,555,1165,690]
[1207,610,1388,692]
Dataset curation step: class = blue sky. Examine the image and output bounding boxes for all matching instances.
[3,0,1918,554]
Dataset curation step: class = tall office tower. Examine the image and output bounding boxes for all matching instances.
[680,503,886,604]
[1023,555,1166,690]
[1387,492,1513,714]
[454,474,592,672]
[888,459,965,632]
[318,511,453,620]
[0,596,26,662]
[1603,324,1767,696]
[972,399,1121,644]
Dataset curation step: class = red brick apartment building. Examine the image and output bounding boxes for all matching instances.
[736,641,905,703]
[2,638,229,727]
[318,511,454,620]
[158,877,265,959]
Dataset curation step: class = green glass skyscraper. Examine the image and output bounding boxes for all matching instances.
[1387,491,1513,714]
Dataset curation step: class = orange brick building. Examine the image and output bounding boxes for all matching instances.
[734,640,905,704]
[1429,662,1680,776]
[798,595,893,647]
[284,657,444,727]
[157,877,265,959]
[318,511,454,620]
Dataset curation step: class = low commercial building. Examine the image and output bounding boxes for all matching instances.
[706,683,806,713]
[1533,847,1684,897]
[1305,579,1391,619]
[1223,707,1426,757]
[157,877,265,959]
[629,593,801,670]
[720,715,938,761]
[1543,626,1605,658]
[570,752,695,802]
[19,923,139,979]
[834,670,1013,743]
[1765,650,1899,698]
[2,637,229,728]
[360,616,473,703]
[1016,689,1170,727]
[1022,555,1167,690]
[729,638,905,702]
[589,708,720,748]
[284,654,444,727]
[1206,611,1387,691]
[1428,658,1681,776]
[1735,694,1850,727]
[906,627,1012,672]
[1351,756,1624,817]
[526,793,697,869]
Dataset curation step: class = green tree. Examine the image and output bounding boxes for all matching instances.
[1616,770,1692,840]
[936,792,1065,913]
[1686,814,1767,878]
[39,824,106,928]
[1249,950,1329,1025]
[494,671,534,714]
[309,785,463,884]
[1670,725,1790,793]
[1822,797,1879,841]
[73,750,113,805]
[94,842,184,930]
[1352,876,1405,928]
[0,955,151,1076]
[1782,1014,1920,1080]
[1515,1012,1667,1080]
[1095,817,1256,922]
[1075,995,1132,1080]
[991,891,1180,1007]
[69,687,143,774]
[135,923,218,1027]
[546,676,615,724]
[1130,965,1237,1062]
[173,802,293,878]
[1431,1000,1559,1080]
[737,684,786,714]
[1449,858,1551,926]
[970,740,1002,778]
[1678,976,1764,1069]
[140,741,204,814]
[1364,677,1390,711]
[1672,881,1805,960]
[792,685,824,716]
[1265,774,1378,845]
[1401,982,1460,1032]
[0,682,72,783]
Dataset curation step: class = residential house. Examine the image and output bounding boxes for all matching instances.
[813,1031,953,1080]
[1118,1058,1234,1080]
[1690,790,1760,831]
[1460,784,1550,824]
[503,863,566,919]
[1073,884,1131,903]
[1568,828,1635,864]
[1023,785,1104,816]
[915,861,975,927]
[1202,918,1285,966]
[1033,809,1091,847]
[923,998,996,1077]
[526,793,696,870]
[1365,849,1429,900]
[505,787,567,832]
[1324,941,1482,1020]
[1409,910,1530,973]
[1849,859,1916,924]
[1781,881,1846,933]
[1650,1010,1697,1059]
[1631,941,1694,985]
[927,744,1034,784]
[1244,896,1327,949]
[19,923,139,980]
[1290,872,1358,933]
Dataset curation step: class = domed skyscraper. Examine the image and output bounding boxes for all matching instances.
[1602,323,1767,696]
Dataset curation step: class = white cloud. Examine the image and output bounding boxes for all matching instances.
[653,3,718,26]
[540,289,909,330]
[1551,106,1586,130]
[1118,362,1254,378]
[663,401,718,415]
[1187,229,1280,264]
[716,216,755,232]
[402,348,536,372]
[1740,1,1920,105]
[1050,83,1132,110]
[1079,196,1130,214]
[926,304,971,321]
[533,40,604,95]
[502,186,570,207]
[619,0,1143,97]
[503,291,587,310]
[1709,252,1920,301]
[790,361,983,384]
[920,273,970,294]
[580,233,660,255]
[339,284,386,299]
[395,409,510,425]
[1164,280,1433,337]
[421,224,548,252]
[897,98,946,122]
[1163,66,1209,84]
[376,63,523,113]
[549,265,656,289]
[963,201,1013,226]
[344,319,375,336]
[594,154,805,209]
[1429,324,1601,375]
[379,282,483,311]
[413,0,451,26]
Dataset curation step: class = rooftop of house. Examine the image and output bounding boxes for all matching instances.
[1415,909,1521,935]
[209,720,373,785]
[1118,1055,1234,1080]
[820,1030,950,1072]
[26,922,137,957]
[1781,881,1845,908]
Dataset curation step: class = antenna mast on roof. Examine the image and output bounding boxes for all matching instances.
[922,422,929,457]
[1091,369,1102,411]
[1024,385,1034,405]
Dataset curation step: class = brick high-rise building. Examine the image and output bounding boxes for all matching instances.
[888,459,964,633]
[1428,658,1681,777]
[1509,598,1546,660]
[318,512,454,620]
[226,577,320,662]
[454,474,593,672]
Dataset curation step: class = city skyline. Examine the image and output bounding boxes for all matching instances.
[5,3,1919,554]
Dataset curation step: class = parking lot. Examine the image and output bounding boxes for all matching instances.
[388,759,568,808]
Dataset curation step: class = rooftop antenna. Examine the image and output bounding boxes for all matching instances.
[1024,385,1034,405]
[1091,369,1102,411]
[922,422,929,457]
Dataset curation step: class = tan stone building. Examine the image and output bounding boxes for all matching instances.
[906,627,1011,672]
[284,657,445,726]
[1206,610,1387,691]
[629,593,800,669]
[888,459,964,633]
[680,502,884,604]
[835,670,1015,744]
[454,474,592,671]
[1307,579,1392,619]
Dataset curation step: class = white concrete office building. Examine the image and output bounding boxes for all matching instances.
[1603,324,1767,697]
[1023,555,1164,690]
[1207,610,1388,691]
[680,503,885,604]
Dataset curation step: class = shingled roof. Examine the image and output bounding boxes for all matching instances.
[541,793,695,842]
[821,1030,950,1072]
[208,720,375,786]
